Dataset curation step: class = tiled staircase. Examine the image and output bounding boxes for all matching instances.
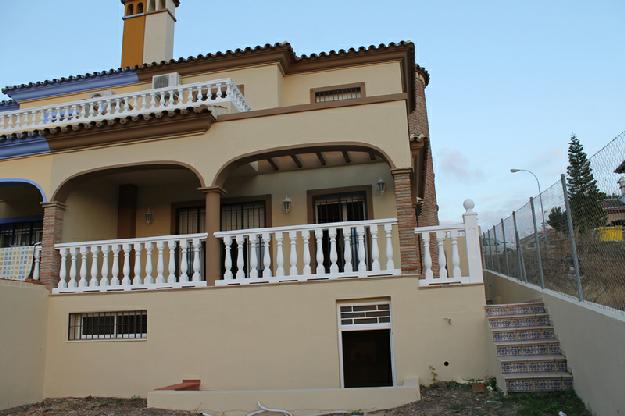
[486,301,573,393]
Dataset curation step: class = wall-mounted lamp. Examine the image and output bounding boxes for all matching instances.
[144,208,153,224]
[282,195,292,214]
[376,178,386,194]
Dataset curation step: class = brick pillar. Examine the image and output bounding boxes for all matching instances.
[391,168,419,273]
[200,186,223,286]
[40,201,66,290]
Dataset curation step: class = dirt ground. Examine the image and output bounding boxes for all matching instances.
[0,383,590,416]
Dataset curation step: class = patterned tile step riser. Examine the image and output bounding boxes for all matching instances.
[497,343,561,357]
[489,316,551,329]
[486,305,546,317]
[492,328,555,342]
[501,360,568,374]
[506,378,573,393]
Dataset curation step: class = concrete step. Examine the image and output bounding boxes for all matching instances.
[485,302,546,317]
[504,372,573,393]
[499,355,568,374]
[488,313,551,329]
[491,326,556,342]
[496,339,561,357]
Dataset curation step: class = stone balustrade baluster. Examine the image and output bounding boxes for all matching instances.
[191,238,201,282]
[167,239,176,284]
[100,245,110,288]
[89,245,100,288]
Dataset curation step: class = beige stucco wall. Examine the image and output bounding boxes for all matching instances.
[42,278,488,398]
[62,181,118,242]
[280,62,404,106]
[19,61,402,113]
[37,100,410,199]
[485,271,625,416]
[0,280,48,409]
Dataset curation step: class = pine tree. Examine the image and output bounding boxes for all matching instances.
[547,207,567,233]
[566,134,606,230]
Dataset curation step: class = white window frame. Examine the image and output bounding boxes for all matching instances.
[336,300,396,388]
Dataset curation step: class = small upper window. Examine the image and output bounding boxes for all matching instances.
[148,0,155,11]
[126,4,134,15]
[137,2,144,14]
[313,84,364,103]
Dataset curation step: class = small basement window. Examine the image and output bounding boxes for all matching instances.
[312,83,364,103]
[339,302,393,388]
[68,311,147,341]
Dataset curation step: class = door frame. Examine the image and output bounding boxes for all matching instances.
[336,300,396,389]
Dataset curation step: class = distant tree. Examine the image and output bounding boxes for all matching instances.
[547,207,567,233]
[566,134,607,230]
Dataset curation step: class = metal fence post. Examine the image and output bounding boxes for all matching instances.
[530,197,545,288]
[500,218,510,275]
[511,210,526,282]
[492,225,499,273]
[561,174,584,301]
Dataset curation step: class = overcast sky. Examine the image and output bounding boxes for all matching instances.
[2,0,624,225]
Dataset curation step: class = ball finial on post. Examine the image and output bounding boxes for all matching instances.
[463,199,475,213]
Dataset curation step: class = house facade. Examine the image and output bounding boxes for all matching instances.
[0,1,488,413]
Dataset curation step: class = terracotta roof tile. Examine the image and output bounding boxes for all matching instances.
[2,41,428,93]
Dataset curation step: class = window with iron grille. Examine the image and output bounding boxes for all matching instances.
[0,221,43,248]
[314,85,363,103]
[68,311,147,341]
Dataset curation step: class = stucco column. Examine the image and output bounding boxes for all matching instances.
[200,186,223,286]
[391,168,419,273]
[40,201,66,290]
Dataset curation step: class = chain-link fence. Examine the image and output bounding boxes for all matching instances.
[483,131,625,311]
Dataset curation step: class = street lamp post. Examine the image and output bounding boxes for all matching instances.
[510,168,547,237]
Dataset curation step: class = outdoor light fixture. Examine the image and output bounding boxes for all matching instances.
[376,177,386,194]
[282,195,292,214]
[618,176,625,203]
[144,208,153,224]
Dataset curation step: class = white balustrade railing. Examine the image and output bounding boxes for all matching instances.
[415,199,483,286]
[1,78,250,136]
[52,233,208,293]
[214,218,399,286]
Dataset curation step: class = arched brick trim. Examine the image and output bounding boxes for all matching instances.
[51,160,206,202]
[0,178,47,202]
[211,142,398,187]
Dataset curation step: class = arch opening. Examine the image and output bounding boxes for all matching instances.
[54,163,205,244]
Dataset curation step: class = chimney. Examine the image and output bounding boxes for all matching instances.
[120,0,180,67]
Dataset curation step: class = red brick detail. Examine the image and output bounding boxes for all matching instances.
[408,74,439,228]
[155,379,201,391]
[405,71,440,277]
[40,202,66,290]
[392,168,418,273]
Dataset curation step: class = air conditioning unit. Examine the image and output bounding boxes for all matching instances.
[152,72,180,89]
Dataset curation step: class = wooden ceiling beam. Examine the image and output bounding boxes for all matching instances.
[316,152,326,166]
[291,154,303,169]
[267,158,279,171]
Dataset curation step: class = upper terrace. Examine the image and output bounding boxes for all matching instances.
[0,42,426,140]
